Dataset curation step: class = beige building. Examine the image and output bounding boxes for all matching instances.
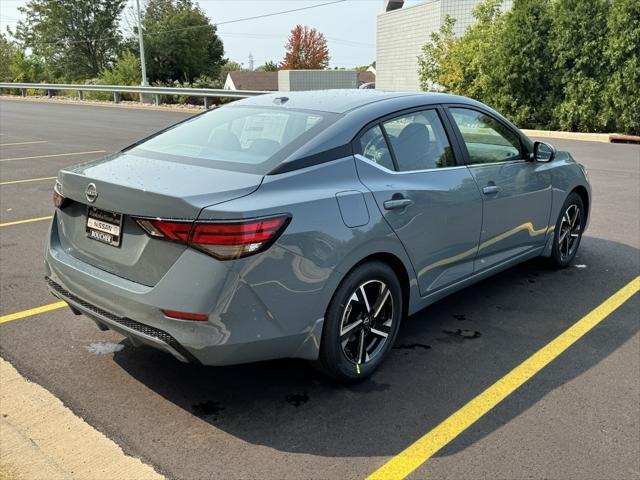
[376,0,512,91]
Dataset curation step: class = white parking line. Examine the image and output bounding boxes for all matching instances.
[0,150,106,162]
[0,140,48,147]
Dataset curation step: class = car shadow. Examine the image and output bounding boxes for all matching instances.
[113,236,639,459]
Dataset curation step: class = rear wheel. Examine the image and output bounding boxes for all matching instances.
[550,192,585,268]
[317,261,403,383]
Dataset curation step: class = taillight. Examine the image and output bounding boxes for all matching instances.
[53,181,66,208]
[135,215,290,260]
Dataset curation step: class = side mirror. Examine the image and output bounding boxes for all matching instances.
[532,141,556,162]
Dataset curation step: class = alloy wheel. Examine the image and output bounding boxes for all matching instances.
[558,204,581,261]
[339,280,394,365]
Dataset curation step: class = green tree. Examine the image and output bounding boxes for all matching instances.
[139,0,225,83]
[418,0,505,102]
[14,0,126,80]
[550,0,610,132]
[256,61,278,72]
[491,0,556,128]
[0,34,17,81]
[8,50,46,83]
[605,0,640,135]
[98,50,141,85]
[417,15,458,91]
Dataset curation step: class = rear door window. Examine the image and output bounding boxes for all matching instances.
[382,109,455,171]
[358,125,395,171]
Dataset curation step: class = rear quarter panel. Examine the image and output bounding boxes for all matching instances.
[197,156,420,344]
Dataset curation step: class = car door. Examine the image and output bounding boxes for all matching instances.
[354,107,483,295]
[445,106,553,272]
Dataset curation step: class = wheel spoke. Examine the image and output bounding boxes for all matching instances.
[370,327,389,338]
[340,318,363,337]
[357,329,365,363]
[372,286,391,319]
[570,207,579,227]
[356,286,371,314]
[558,227,569,243]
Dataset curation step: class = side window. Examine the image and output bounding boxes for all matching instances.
[382,109,455,171]
[450,108,522,164]
[358,125,394,171]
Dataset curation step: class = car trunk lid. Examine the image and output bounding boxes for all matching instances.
[54,151,263,286]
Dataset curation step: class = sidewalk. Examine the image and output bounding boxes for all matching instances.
[0,358,163,480]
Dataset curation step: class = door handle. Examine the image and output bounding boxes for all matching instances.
[383,198,413,210]
[482,185,500,195]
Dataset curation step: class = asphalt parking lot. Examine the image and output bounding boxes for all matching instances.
[1,98,638,480]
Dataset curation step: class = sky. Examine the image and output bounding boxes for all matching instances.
[0,0,424,69]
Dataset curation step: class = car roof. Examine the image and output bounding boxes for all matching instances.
[233,89,469,114]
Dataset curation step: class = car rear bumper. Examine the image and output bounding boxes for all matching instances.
[44,213,326,365]
[46,277,198,363]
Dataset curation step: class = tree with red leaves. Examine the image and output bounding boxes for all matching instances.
[280,25,330,69]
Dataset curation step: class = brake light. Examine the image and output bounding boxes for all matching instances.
[135,215,290,260]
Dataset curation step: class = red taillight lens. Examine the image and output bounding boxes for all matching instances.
[162,309,208,321]
[135,215,290,260]
[136,219,191,242]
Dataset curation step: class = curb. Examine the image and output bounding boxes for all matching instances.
[522,129,611,143]
[0,95,204,114]
[522,129,640,144]
[0,358,164,480]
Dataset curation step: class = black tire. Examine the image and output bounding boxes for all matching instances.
[317,261,403,384]
[550,192,585,268]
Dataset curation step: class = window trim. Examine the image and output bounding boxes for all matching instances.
[352,105,464,173]
[442,104,530,167]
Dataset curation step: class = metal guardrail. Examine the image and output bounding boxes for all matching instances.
[0,82,267,107]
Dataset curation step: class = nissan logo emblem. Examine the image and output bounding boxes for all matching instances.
[85,183,98,203]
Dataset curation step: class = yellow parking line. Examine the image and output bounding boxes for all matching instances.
[367,275,640,480]
[0,216,52,227]
[0,301,67,324]
[0,150,105,162]
[0,176,56,186]
[0,140,48,147]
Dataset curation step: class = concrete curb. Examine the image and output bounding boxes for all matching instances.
[522,129,612,143]
[0,95,204,113]
[0,358,164,480]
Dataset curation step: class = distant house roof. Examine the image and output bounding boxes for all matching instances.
[225,71,278,91]
[358,71,376,85]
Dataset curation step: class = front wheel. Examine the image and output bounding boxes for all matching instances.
[550,192,585,268]
[317,261,403,384]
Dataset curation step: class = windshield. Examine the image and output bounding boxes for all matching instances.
[131,105,336,174]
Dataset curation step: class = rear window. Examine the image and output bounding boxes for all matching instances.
[131,106,336,174]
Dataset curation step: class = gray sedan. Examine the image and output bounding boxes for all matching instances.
[45,90,591,383]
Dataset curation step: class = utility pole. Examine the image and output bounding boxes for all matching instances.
[136,0,148,86]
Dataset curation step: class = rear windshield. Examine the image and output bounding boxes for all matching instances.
[131,105,336,174]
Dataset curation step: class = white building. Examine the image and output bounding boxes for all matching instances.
[376,0,512,91]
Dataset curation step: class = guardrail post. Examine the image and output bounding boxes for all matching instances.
[154,94,160,106]
[21,89,26,97]
[78,90,83,100]
[46,89,52,98]
[204,96,211,109]
[113,92,120,104]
